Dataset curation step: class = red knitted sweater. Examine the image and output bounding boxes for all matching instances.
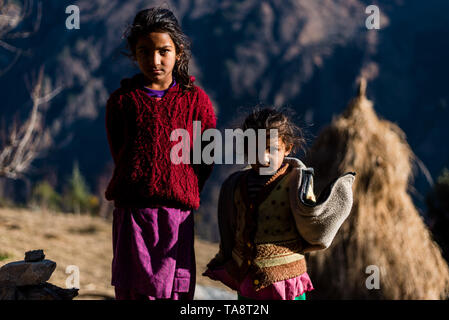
[104,73,217,210]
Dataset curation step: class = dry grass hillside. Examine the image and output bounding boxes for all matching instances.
[0,207,230,299]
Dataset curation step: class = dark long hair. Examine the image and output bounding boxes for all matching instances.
[242,107,307,156]
[123,7,193,91]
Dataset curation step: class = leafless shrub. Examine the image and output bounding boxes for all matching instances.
[0,0,42,77]
[0,67,62,180]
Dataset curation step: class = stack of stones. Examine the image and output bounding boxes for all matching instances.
[0,250,78,300]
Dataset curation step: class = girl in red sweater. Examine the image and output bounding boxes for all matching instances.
[104,8,216,300]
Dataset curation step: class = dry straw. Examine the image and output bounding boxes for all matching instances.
[305,78,449,299]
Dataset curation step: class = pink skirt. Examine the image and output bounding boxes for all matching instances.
[204,266,314,300]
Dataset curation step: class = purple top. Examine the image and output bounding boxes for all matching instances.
[142,79,177,98]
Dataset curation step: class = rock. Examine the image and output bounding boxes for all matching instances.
[0,251,78,300]
[0,282,79,301]
[0,260,56,287]
[43,282,79,300]
[24,250,45,262]
[0,286,17,300]
[15,283,79,300]
[16,284,57,300]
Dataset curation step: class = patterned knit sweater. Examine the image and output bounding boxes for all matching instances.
[104,73,216,210]
[229,163,309,290]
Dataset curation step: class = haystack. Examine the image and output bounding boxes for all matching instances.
[305,78,449,299]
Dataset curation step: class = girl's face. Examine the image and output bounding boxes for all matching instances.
[135,32,179,89]
[251,136,292,175]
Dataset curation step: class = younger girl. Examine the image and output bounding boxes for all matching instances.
[105,8,216,300]
[204,108,355,300]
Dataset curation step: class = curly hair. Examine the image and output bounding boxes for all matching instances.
[242,107,306,155]
[123,7,193,91]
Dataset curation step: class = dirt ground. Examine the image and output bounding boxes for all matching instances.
[0,207,231,299]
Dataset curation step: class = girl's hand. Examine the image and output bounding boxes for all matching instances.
[305,184,316,203]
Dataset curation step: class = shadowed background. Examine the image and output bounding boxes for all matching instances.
[1,0,449,299]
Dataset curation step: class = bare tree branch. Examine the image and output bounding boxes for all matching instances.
[0,51,20,77]
[0,0,41,76]
[0,66,63,180]
[4,0,41,39]
[0,1,59,180]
